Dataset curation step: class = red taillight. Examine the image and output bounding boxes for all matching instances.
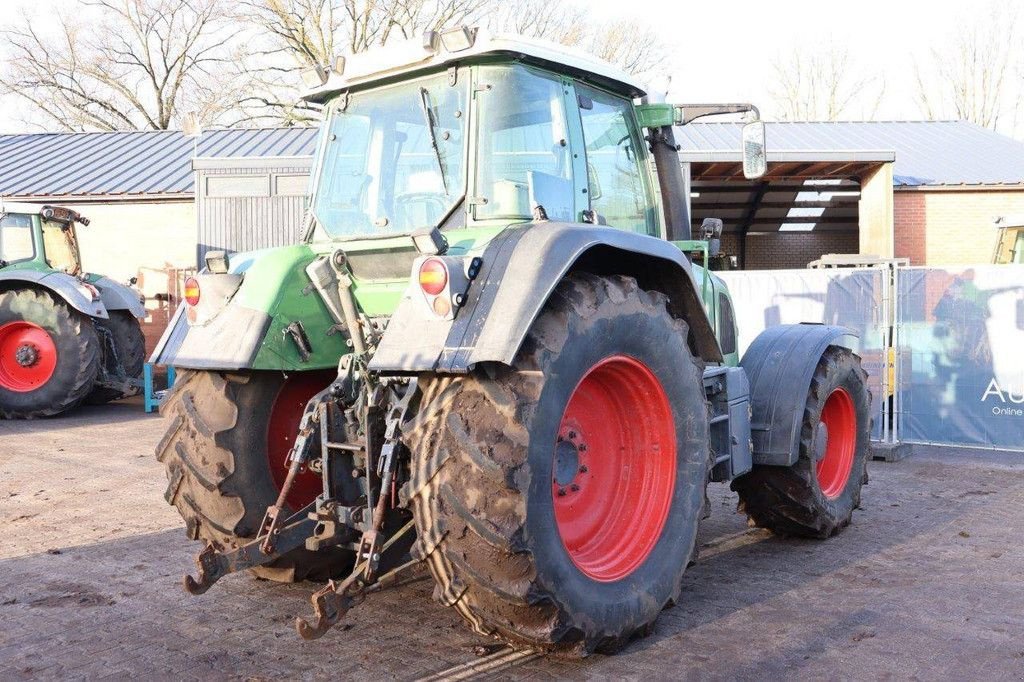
[184,277,200,306]
[418,258,448,296]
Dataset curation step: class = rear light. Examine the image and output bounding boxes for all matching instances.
[418,258,448,296]
[184,277,201,306]
[432,295,452,317]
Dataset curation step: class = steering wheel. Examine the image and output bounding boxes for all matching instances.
[394,192,449,230]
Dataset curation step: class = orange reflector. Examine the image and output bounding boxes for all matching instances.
[184,277,201,306]
[432,295,452,317]
[419,258,448,296]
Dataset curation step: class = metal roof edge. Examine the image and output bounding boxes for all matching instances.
[893,183,1024,192]
[0,193,195,203]
[680,150,896,163]
[192,155,314,170]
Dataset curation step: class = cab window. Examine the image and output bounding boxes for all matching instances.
[0,213,34,263]
[474,65,574,222]
[41,220,79,273]
[575,84,657,236]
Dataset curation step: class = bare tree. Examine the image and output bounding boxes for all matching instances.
[486,0,586,46]
[771,43,885,121]
[234,0,492,124]
[914,3,1021,130]
[487,0,668,75]
[0,0,243,131]
[586,19,668,75]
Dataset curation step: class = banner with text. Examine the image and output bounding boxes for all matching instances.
[896,266,1024,450]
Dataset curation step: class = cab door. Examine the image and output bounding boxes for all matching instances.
[570,82,662,237]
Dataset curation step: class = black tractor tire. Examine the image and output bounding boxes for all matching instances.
[406,273,710,656]
[731,346,871,538]
[0,288,99,419]
[156,370,353,582]
[86,311,146,405]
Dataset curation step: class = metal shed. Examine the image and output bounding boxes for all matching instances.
[193,155,313,264]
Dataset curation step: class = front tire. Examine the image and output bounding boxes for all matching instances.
[731,347,871,538]
[407,274,710,655]
[0,288,99,419]
[156,370,352,582]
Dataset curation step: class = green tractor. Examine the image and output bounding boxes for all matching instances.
[0,202,146,418]
[153,29,872,655]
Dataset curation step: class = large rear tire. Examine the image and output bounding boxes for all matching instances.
[87,311,146,405]
[0,288,99,419]
[731,346,871,538]
[407,273,710,655]
[156,369,353,582]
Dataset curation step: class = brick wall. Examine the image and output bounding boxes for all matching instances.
[894,188,1024,265]
[721,231,860,270]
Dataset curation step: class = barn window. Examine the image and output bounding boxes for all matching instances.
[206,175,270,197]
[275,174,309,197]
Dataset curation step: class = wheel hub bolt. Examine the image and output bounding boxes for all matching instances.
[557,487,566,497]
[570,484,580,492]
[579,465,588,473]
[15,344,38,368]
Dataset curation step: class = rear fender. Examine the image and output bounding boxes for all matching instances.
[93,276,146,318]
[0,270,108,319]
[369,222,723,373]
[740,324,858,466]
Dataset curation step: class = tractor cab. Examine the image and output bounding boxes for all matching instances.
[300,28,765,247]
[0,202,88,277]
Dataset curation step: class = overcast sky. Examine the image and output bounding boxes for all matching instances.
[1,0,1021,137]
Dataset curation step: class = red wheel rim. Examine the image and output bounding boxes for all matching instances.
[816,387,857,499]
[0,321,58,393]
[267,372,333,509]
[552,355,676,582]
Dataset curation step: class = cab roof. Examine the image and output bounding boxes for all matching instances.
[0,201,48,216]
[301,28,647,104]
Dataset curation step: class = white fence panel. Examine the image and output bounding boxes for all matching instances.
[718,268,889,441]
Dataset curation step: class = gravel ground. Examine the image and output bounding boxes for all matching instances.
[1,400,1023,681]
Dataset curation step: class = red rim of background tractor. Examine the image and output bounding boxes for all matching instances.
[266,372,334,509]
[552,355,677,582]
[816,387,857,499]
[0,321,58,393]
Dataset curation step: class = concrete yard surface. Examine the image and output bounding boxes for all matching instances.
[1,402,1023,680]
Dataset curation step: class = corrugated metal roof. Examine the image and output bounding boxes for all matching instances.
[677,120,1024,187]
[0,127,318,199]
[2,120,1022,198]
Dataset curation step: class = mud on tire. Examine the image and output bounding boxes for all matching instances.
[156,370,352,582]
[731,346,871,538]
[406,273,710,656]
[0,288,99,419]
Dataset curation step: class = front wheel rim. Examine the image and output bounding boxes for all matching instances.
[816,387,857,499]
[0,321,58,393]
[552,355,677,582]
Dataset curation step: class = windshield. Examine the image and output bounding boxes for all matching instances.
[311,72,467,239]
[0,213,35,265]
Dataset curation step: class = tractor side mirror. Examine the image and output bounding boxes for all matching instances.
[764,304,781,328]
[742,120,767,180]
[1017,298,1024,330]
